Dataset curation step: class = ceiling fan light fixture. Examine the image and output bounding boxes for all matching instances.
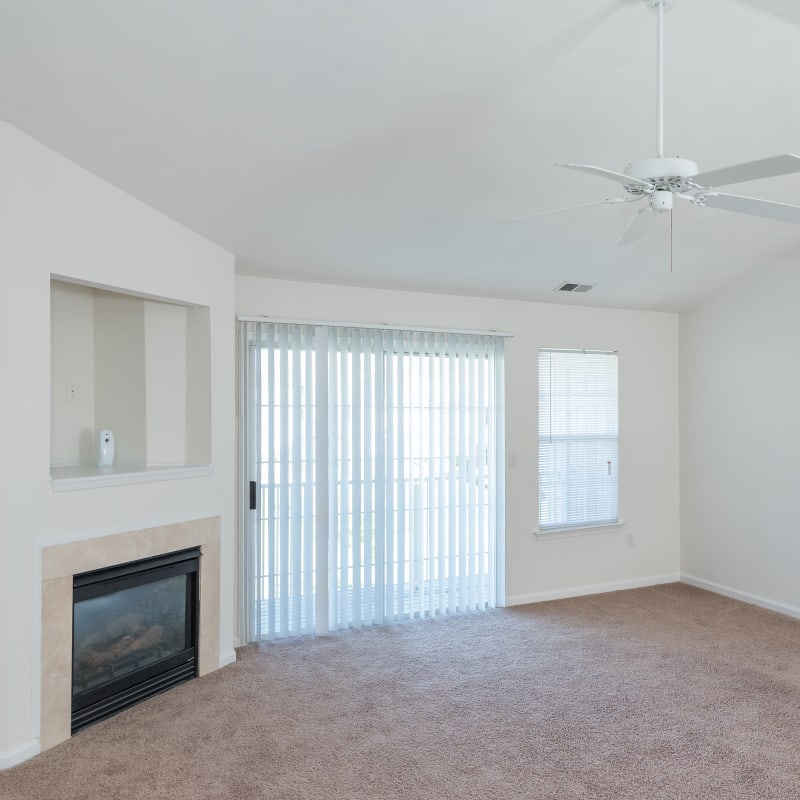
[650,190,674,211]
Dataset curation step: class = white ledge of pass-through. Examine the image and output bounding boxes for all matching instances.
[50,464,212,492]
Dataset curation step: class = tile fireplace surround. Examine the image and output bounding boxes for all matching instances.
[39,516,221,751]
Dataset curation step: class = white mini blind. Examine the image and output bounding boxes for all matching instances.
[240,321,506,640]
[538,349,618,531]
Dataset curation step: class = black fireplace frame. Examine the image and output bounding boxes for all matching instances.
[71,547,200,733]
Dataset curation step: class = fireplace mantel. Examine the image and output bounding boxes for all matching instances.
[40,517,221,751]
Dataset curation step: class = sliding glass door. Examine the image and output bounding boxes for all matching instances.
[239,321,505,641]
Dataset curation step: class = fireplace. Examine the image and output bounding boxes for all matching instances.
[71,547,200,733]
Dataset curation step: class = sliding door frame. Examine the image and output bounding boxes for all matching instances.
[238,317,509,643]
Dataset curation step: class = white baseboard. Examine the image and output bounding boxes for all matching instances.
[680,573,800,620]
[218,649,237,668]
[0,740,40,770]
[506,573,681,607]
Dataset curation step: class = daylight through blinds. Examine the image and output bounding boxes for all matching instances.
[240,321,505,640]
[538,349,618,530]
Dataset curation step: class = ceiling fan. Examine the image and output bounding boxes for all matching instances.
[525,0,800,253]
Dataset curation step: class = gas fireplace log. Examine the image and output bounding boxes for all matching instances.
[79,625,166,668]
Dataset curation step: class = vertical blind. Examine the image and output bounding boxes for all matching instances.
[240,321,506,640]
[538,348,618,530]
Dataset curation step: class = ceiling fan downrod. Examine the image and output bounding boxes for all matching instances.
[644,0,675,158]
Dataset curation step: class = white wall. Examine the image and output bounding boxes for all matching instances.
[0,122,236,765]
[680,256,800,614]
[94,290,148,465]
[236,277,681,605]
[50,282,96,466]
[0,136,12,758]
[185,306,212,466]
[144,300,188,465]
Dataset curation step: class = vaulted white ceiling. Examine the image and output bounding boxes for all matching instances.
[1,0,798,310]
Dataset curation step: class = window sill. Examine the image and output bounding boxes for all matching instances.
[50,464,212,492]
[535,521,625,541]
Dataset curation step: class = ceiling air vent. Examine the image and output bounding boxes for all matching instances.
[555,281,594,293]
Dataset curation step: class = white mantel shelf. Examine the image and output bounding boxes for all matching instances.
[50,464,212,491]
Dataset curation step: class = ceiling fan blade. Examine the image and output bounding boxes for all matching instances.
[731,0,800,25]
[696,192,800,223]
[558,163,655,190]
[618,207,656,246]
[693,154,800,190]
[508,197,638,222]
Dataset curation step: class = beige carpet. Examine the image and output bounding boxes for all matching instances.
[4,583,800,799]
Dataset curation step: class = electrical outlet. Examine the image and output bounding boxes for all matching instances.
[625,533,635,547]
[67,383,78,403]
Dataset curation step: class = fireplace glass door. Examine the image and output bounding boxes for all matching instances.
[72,548,199,732]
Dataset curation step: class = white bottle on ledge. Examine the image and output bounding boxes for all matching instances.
[96,429,115,468]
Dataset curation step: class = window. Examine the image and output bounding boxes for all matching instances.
[538,349,618,531]
[240,321,506,640]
